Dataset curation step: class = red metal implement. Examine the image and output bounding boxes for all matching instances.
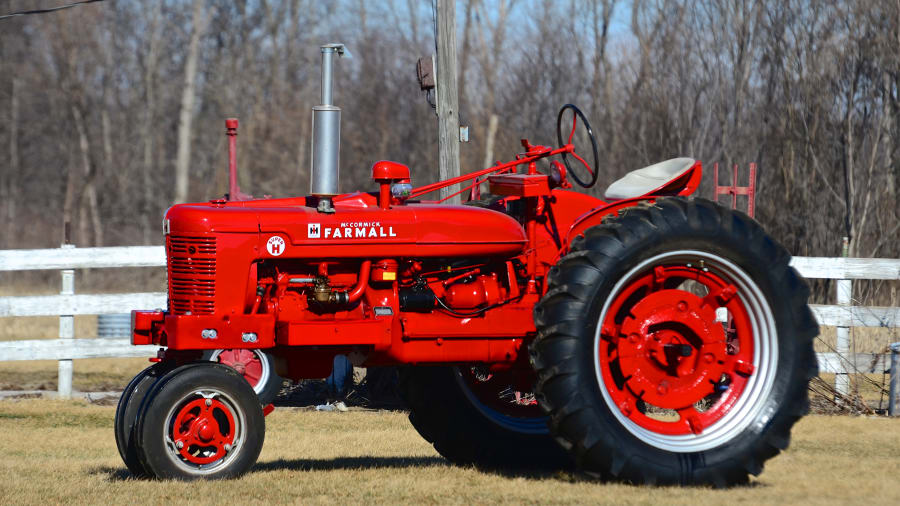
[713,163,756,217]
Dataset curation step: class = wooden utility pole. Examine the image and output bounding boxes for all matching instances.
[436,0,461,202]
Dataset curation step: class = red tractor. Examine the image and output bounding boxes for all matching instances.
[119,45,818,486]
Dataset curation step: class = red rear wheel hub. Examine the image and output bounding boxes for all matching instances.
[616,290,729,409]
[598,264,755,436]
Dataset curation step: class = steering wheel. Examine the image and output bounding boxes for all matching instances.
[556,104,600,188]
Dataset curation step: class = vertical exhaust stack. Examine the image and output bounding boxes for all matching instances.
[311,43,349,213]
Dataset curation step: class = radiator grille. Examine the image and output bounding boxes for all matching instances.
[167,235,216,315]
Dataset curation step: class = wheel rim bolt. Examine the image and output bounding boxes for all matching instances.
[677,301,688,312]
[175,441,184,449]
[628,333,640,344]
[224,443,232,452]
[734,360,755,376]
[601,325,618,341]
[704,353,715,364]
[688,416,703,434]
[206,398,212,406]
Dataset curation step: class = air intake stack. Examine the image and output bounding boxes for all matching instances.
[311,43,349,213]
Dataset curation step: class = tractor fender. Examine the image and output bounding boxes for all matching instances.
[561,197,656,255]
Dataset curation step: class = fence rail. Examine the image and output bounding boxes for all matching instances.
[0,339,157,361]
[0,293,166,317]
[0,246,165,271]
[789,256,900,280]
[0,246,898,398]
[808,304,900,329]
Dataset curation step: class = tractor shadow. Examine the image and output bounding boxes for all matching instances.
[91,466,145,481]
[91,456,560,482]
[467,466,769,490]
[253,456,585,483]
[250,455,447,473]
[250,458,770,490]
[91,459,767,489]
[90,456,447,482]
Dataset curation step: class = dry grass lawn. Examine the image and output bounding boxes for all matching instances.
[0,399,898,505]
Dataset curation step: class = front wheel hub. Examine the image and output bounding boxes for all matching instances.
[171,396,236,465]
[616,290,729,409]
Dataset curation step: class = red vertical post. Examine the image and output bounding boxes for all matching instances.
[226,118,239,200]
[747,163,757,218]
[712,162,757,218]
[731,164,738,210]
[713,162,719,201]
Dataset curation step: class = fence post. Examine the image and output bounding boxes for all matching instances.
[890,343,900,416]
[834,237,851,397]
[58,244,75,399]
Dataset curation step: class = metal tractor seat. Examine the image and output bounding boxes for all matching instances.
[604,157,697,201]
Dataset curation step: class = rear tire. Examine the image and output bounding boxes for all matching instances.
[399,366,570,470]
[134,363,265,480]
[531,198,818,486]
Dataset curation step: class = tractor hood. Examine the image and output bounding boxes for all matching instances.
[164,197,527,259]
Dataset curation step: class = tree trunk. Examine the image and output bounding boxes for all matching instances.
[482,114,499,170]
[62,121,79,245]
[5,78,18,248]
[174,0,208,204]
[141,0,163,244]
[71,104,104,247]
[458,0,475,119]
[591,1,616,154]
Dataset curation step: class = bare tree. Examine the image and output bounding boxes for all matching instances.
[174,0,209,204]
[0,0,897,287]
[140,0,164,244]
[5,78,18,249]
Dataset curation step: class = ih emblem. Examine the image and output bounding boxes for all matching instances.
[266,236,285,256]
[308,223,321,238]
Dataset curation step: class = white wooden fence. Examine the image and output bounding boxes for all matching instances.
[792,256,900,399]
[0,246,899,399]
[0,245,165,397]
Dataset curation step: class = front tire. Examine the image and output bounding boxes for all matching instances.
[134,363,265,480]
[114,362,175,477]
[531,198,818,486]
